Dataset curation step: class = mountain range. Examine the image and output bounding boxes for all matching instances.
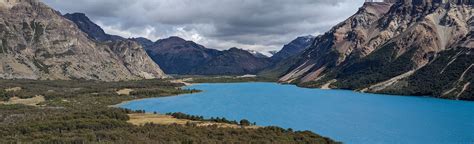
[0,0,166,81]
[64,12,282,75]
[264,0,473,100]
[1,0,471,100]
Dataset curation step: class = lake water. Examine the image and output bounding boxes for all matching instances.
[118,82,474,144]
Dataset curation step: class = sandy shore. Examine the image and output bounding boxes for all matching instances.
[170,78,194,86]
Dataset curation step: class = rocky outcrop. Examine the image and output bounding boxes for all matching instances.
[0,0,166,81]
[108,40,167,79]
[272,1,473,100]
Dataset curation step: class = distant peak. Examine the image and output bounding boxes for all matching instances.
[132,37,152,41]
[166,36,186,42]
[299,35,315,39]
[228,47,242,51]
[65,12,86,16]
[64,13,92,22]
[64,13,88,18]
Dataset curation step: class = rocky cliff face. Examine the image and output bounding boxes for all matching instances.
[145,37,271,75]
[0,0,166,81]
[272,1,473,100]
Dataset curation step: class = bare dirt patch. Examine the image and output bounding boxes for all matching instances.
[116,89,134,95]
[0,95,45,106]
[170,78,193,86]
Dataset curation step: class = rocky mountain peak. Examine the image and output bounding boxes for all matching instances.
[165,36,187,42]
[64,12,87,19]
[270,36,315,62]
[64,12,124,42]
[228,47,241,51]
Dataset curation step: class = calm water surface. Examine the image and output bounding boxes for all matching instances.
[119,82,474,144]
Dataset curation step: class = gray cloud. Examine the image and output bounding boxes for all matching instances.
[42,0,364,52]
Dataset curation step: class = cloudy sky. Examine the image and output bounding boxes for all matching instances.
[42,0,364,53]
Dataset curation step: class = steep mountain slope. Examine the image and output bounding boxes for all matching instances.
[0,0,166,81]
[272,1,473,100]
[64,13,124,42]
[271,35,315,62]
[145,37,271,75]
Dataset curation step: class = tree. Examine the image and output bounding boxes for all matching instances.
[0,90,8,101]
[240,119,251,126]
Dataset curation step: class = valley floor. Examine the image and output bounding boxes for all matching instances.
[0,79,337,143]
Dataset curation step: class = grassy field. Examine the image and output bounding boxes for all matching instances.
[0,79,339,143]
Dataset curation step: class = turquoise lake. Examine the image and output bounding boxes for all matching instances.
[118,82,474,144]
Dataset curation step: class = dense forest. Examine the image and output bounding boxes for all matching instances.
[0,79,338,143]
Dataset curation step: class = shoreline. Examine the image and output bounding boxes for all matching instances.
[110,91,197,108]
[111,79,198,108]
[112,80,470,110]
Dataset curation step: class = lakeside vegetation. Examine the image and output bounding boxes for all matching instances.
[166,112,257,126]
[0,79,338,143]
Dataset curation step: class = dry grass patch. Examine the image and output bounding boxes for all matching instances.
[5,87,22,92]
[0,95,45,106]
[128,113,191,125]
[128,113,260,129]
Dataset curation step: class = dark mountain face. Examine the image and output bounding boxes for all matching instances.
[190,48,272,75]
[145,36,220,74]
[64,13,124,42]
[271,36,315,62]
[269,1,473,100]
[145,37,271,75]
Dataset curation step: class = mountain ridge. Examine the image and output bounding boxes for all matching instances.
[267,1,473,100]
[145,37,272,75]
[64,13,125,42]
